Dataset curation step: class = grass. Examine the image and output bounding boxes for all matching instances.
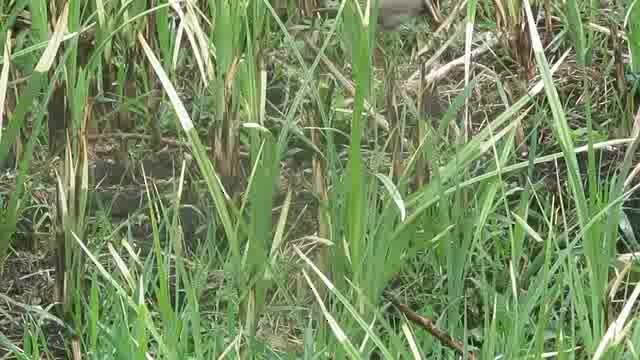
[1,0,640,358]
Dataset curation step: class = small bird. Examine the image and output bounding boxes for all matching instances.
[378,0,428,30]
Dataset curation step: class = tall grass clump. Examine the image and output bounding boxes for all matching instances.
[6,0,640,359]
[0,0,50,264]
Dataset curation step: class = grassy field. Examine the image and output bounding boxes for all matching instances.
[1,0,640,358]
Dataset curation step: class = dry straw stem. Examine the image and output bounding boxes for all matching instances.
[623,106,640,189]
[71,337,81,360]
[0,30,11,143]
[609,249,640,302]
[550,14,633,63]
[416,0,468,59]
[414,21,465,76]
[407,34,498,90]
[550,15,630,42]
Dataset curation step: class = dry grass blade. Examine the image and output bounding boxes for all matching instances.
[302,269,352,345]
[593,280,640,359]
[138,32,194,131]
[35,2,69,73]
[170,0,211,81]
[401,322,422,360]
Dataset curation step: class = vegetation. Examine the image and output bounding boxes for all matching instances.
[1,0,640,358]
